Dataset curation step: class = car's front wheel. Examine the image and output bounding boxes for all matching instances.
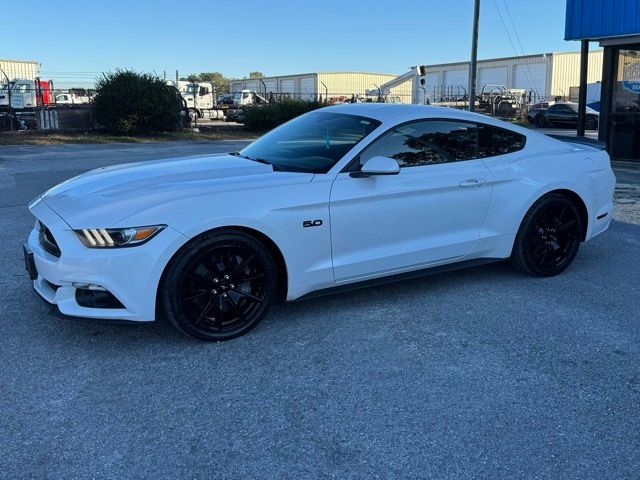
[534,114,547,128]
[160,230,277,341]
[511,194,583,276]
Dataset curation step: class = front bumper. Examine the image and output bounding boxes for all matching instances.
[27,197,188,322]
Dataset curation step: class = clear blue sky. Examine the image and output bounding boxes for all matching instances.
[8,0,580,80]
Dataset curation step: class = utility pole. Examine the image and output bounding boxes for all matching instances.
[468,0,480,112]
[577,39,589,137]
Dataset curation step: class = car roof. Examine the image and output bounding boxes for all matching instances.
[323,102,560,147]
[325,103,512,126]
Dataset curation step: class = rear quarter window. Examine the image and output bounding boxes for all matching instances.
[477,124,526,158]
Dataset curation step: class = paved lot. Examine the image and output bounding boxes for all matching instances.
[1,141,639,479]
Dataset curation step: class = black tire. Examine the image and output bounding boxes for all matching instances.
[510,194,583,277]
[534,114,547,128]
[160,230,277,341]
[585,116,598,130]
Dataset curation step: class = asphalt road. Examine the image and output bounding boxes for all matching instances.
[1,141,639,479]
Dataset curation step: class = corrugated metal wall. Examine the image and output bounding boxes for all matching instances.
[550,50,603,97]
[424,54,552,99]
[230,72,412,103]
[316,72,411,102]
[0,59,38,81]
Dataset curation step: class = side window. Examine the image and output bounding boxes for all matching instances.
[358,120,478,168]
[477,124,526,158]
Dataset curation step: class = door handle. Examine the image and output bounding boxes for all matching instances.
[459,178,486,188]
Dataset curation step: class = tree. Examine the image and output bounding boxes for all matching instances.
[182,72,231,92]
[248,71,264,78]
[93,70,183,134]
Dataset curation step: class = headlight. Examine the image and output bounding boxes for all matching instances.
[74,225,166,248]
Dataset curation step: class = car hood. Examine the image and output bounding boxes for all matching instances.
[38,153,314,228]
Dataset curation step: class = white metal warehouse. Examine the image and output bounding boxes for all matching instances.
[383,50,603,104]
[229,72,413,103]
[0,58,39,80]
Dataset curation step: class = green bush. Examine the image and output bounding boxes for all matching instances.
[93,70,184,134]
[243,99,323,131]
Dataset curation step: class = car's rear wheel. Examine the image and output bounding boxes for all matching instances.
[585,116,598,130]
[160,231,277,341]
[511,194,582,276]
[534,114,547,128]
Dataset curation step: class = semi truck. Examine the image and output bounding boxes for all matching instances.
[0,78,53,110]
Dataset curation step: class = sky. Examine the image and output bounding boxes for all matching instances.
[7,0,579,82]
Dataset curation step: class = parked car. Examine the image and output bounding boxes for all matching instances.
[24,104,615,341]
[528,102,599,129]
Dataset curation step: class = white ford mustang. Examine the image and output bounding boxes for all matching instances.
[25,104,615,340]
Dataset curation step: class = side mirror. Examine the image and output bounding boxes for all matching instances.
[350,156,400,178]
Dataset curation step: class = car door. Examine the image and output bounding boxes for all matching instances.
[547,104,575,125]
[329,119,493,282]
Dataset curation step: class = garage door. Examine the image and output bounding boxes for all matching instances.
[513,63,548,99]
[262,79,277,94]
[443,69,468,96]
[422,72,439,101]
[478,66,508,91]
[244,80,259,91]
[299,77,316,100]
[280,79,295,95]
[230,81,244,93]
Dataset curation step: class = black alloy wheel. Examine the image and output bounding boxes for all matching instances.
[511,194,582,276]
[161,231,277,341]
[534,114,547,128]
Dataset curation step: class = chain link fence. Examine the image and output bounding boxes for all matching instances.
[0,76,98,132]
[2,71,541,133]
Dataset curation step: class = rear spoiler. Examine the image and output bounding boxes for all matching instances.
[546,134,606,150]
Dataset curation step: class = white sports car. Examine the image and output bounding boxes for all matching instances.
[25,104,616,340]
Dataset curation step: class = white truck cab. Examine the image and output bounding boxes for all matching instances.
[233,89,268,106]
[0,79,36,109]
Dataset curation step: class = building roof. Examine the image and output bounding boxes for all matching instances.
[231,71,399,81]
[0,58,39,64]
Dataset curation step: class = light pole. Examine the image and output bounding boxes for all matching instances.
[468,0,480,112]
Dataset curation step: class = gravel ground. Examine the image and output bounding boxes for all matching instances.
[613,168,640,225]
[1,141,639,479]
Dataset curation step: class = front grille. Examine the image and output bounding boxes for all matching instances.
[38,222,61,257]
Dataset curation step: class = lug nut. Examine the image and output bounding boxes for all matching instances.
[222,293,228,298]
[212,289,218,294]
[224,275,230,280]
[229,284,235,289]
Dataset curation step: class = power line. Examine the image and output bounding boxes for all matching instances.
[501,0,541,98]
[490,0,537,93]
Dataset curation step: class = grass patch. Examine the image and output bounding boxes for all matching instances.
[0,125,264,146]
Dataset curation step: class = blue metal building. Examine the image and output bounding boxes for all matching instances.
[565,0,640,161]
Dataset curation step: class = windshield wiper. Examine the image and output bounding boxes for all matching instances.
[229,151,251,159]
[229,152,283,171]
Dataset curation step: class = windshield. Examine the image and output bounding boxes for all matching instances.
[239,111,381,173]
[233,92,242,100]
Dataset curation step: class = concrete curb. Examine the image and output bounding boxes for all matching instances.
[612,160,640,171]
